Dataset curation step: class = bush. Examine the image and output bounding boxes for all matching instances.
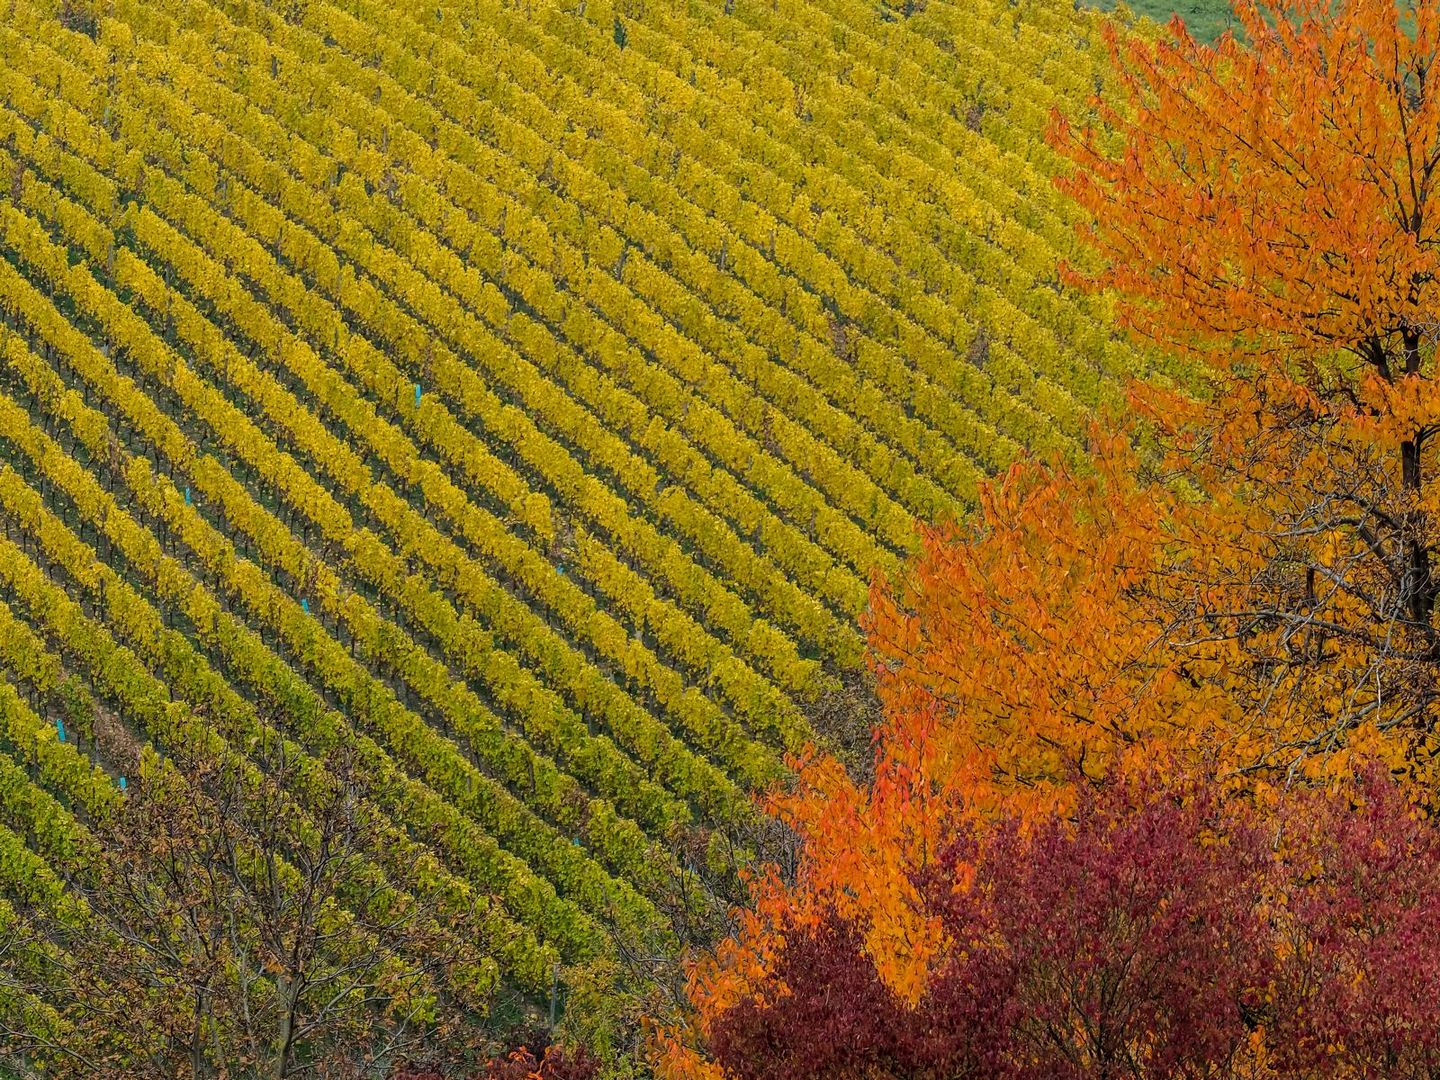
[390,1030,601,1080]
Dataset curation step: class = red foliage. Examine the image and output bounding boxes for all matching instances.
[388,1035,599,1080]
[1266,771,1440,1078]
[706,917,917,1080]
[919,771,1272,1079]
[701,766,1440,1080]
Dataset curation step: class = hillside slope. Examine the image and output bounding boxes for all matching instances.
[0,0,1140,1009]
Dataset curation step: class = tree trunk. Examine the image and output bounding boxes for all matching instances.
[191,986,206,1079]
[1399,331,1436,644]
[275,976,299,1080]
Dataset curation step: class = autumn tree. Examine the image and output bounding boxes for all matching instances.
[1051,0,1440,761]
[0,734,498,1078]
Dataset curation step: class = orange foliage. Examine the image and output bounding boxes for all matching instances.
[1050,0,1440,661]
[1051,0,1440,366]
[1048,0,1440,755]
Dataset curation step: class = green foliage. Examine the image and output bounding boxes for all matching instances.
[555,959,655,1070]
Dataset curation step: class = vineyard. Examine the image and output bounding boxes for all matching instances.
[0,0,1151,1053]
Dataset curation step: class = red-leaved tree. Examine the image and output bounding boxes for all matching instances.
[694,766,1440,1080]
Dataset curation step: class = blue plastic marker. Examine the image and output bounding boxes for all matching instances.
[414,382,422,408]
[184,486,191,505]
[56,716,65,742]
[301,598,309,614]
[118,776,127,792]
[556,565,565,576]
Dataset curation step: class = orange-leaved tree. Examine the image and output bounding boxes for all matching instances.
[1052,0,1440,740]
[654,2,1440,1075]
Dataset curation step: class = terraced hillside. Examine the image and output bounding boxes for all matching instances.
[0,0,1144,1018]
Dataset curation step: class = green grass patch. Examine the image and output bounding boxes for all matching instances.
[1085,0,1240,41]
